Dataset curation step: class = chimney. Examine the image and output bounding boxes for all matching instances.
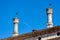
[13,13,19,37]
[46,4,53,28]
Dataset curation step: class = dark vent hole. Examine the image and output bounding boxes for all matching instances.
[57,32,60,36]
[38,37,41,40]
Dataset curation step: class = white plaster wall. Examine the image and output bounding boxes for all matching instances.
[41,35,60,40]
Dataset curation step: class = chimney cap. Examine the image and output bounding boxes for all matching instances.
[46,3,52,9]
[49,3,52,6]
[13,12,19,20]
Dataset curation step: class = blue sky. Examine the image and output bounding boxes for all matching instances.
[0,0,60,39]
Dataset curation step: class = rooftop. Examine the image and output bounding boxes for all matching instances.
[1,26,60,40]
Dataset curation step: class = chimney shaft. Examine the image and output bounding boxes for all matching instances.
[13,13,19,37]
[46,8,53,28]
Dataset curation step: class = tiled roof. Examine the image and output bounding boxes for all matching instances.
[1,26,60,40]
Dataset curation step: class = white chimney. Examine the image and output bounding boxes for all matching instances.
[46,5,53,28]
[13,13,19,37]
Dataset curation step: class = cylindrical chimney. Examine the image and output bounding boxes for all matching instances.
[46,8,53,28]
[13,13,19,37]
